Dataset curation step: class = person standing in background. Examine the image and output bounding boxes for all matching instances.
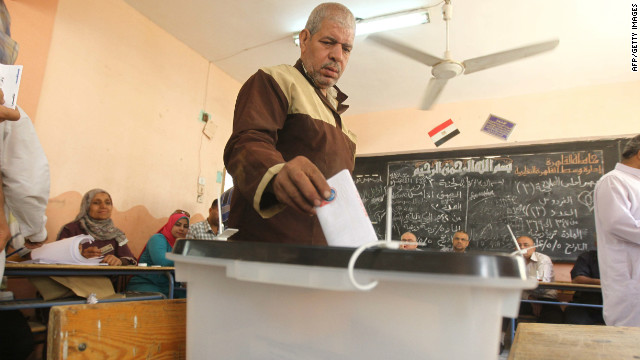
[594,134,640,326]
[0,1,50,358]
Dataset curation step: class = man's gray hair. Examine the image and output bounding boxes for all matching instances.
[305,2,356,36]
[622,135,640,159]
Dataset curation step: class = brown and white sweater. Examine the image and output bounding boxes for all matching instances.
[223,59,357,245]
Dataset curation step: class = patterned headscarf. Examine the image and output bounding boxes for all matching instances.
[0,0,19,65]
[75,188,128,245]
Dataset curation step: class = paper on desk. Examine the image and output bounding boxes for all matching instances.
[0,64,22,109]
[315,169,378,247]
[30,234,104,265]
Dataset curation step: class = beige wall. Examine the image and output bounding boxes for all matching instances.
[345,81,640,156]
[6,0,59,120]
[12,0,240,252]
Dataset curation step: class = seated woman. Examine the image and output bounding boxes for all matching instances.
[126,212,189,298]
[57,188,136,266]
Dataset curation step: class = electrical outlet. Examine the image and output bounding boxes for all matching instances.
[199,110,210,123]
[197,184,205,195]
[196,195,204,203]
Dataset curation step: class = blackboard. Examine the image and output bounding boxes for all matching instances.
[354,138,627,261]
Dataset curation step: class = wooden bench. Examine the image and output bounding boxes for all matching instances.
[48,299,186,359]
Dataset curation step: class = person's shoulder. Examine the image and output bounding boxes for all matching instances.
[536,251,553,263]
[260,63,296,75]
[148,233,168,243]
[58,220,84,238]
[191,220,208,228]
[260,64,305,86]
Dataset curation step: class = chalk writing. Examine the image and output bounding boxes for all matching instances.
[356,150,604,260]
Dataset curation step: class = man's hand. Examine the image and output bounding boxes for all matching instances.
[0,89,20,122]
[272,156,332,215]
[0,217,10,253]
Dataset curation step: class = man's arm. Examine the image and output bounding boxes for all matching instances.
[0,107,50,244]
[595,175,640,245]
[0,177,10,251]
[223,69,330,217]
[570,252,600,285]
[572,275,600,285]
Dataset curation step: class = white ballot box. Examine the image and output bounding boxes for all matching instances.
[167,240,536,360]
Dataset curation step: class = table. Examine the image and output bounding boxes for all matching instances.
[538,281,601,293]
[1,263,176,310]
[509,323,640,359]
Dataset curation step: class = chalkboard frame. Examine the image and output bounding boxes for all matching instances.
[353,136,629,263]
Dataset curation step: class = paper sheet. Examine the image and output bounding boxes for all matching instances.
[316,169,378,247]
[0,64,22,109]
[30,234,104,265]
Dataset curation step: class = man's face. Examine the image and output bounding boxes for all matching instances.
[208,206,219,225]
[299,18,354,93]
[400,232,418,250]
[452,232,469,252]
[516,237,535,260]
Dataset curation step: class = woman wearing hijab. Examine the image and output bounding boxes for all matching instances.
[57,188,136,266]
[126,212,189,298]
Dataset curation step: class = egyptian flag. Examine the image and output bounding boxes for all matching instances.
[428,119,460,147]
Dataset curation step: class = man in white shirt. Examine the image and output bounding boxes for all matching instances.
[594,134,640,327]
[516,236,563,323]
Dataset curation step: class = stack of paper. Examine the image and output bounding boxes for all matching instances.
[30,234,104,265]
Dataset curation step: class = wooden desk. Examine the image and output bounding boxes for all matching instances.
[538,281,601,293]
[1,263,176,309]
[509,323,640,359]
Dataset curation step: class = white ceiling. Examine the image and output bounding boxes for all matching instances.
[124,0,637,116]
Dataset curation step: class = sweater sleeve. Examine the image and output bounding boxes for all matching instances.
[116,242,137,266]
[223,69,288,218]
[0,108,50,243]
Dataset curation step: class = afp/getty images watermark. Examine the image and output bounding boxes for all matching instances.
[633,3,638,71]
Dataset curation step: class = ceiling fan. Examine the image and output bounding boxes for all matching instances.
[368,0,559,110]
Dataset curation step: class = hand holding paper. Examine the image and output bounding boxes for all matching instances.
[0,64,22,110]
[273,156,332,215]
[315,169,378,247]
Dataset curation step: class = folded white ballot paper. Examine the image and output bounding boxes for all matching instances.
[0,64,22,109]
[316,169,378,247]
[30,234,104,265]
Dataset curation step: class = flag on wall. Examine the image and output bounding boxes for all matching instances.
[428,119,460,147]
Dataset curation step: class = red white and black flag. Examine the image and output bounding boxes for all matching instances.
[428,119,460,147]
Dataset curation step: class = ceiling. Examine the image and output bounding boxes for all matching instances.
[124,0,636,116]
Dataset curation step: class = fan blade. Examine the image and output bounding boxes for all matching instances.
[462,39,559,75]
[368,33,444,67]
[421,77,449,110]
